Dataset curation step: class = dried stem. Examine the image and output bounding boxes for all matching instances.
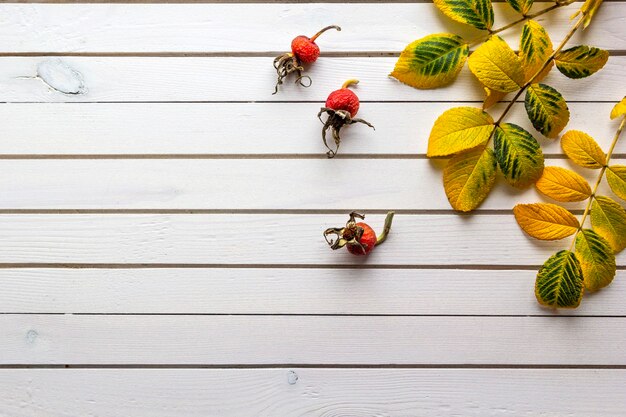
[376,211,395,245]
[309,25,341,43]
[568,115,626,251]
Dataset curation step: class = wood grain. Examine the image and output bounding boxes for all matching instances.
[1,268,624,315]
[0,2,623,53]
[0,56,623,102]
[1,102,623,155]
[2,369,626,416]
[3,314,626,364]
[0,159,623,210]
[0,214,625,265]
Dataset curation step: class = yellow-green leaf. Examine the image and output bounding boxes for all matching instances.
[555,46,609,79]
[524,83,570,138]
[535,166,592,202]
[607,165,626,201]
[390,34,469,90]
[506,0,533,15]
[560,130,606,168]
[513,203,579,240]
[427,107,495,157]
[535,250,583,308]
[575,229,616,292]
[590,195,626,253]
[468,36,524,93]
[433,0,494,30]
[571,0,604,29]
[493,123,544,188]
[519,20,554,83]
[443,147,497,212]
[611,97,626,119]
[482,87,507,110]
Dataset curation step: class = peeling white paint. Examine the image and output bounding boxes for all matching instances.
[36,59,87,95]
[287,370,298,385]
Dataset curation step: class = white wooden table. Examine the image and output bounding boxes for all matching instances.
[1,1,625,415]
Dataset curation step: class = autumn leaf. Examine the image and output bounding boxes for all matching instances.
[482,87,507,110]
[524,83,570,138]
[433,0,494,30]
[427,107,495,157]
[590,195,626,253]
[535,166,592,202]
[506,0,533,15]
[555,46,609,79]
[390,34,469,89]
[611,97,626,119]
[493,123,544,188]
[519,20,554,83]
[606,165,626,201]
[443,147,497,211]
[571,0,604,29]
[575,229,617,292]
[535,250,584,308]
[513,203,579,240]
[560,130,606,169]
[468,36,524,93]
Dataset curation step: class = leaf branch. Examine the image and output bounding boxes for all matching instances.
[568,114,626,251]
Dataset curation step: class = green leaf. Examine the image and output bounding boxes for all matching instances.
[427,107,495,157]
[519,20,553,83]
[493,123,544,188]
[443,147,497,212]
[506,0,533,15]
[590,195,626,253]
[535,250,584,308]
[555,46,609,79]
[524,83,570,138]
[390,34,469,89]
[468,36,524,93]
[575,229,617,292]
[607,165,626,201]
[433,0,494,30]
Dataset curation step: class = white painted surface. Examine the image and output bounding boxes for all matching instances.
[1,1,625,415]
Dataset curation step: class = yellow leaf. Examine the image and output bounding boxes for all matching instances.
[607,165,626,201]
[506,0,533,15]
[482,87,507,110]
[555,46,609,79]
[513,203,580,240]
[427,107,495,157]
[571,0,604,29]
[390,34,469,90]
[535,166,592,202]
[560,130,606,169]
[443,147,497,212]
[519,20,554,83]
[610,97,626,119]
[524,83,570,138]
[468,36,525,93]
[575,229,616,292]
[433,0,494,30]
[590,195,626,253]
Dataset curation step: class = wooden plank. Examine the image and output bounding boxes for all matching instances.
[0,56,623,102]
[0,3,623,53]
[0,214,625,265]
[0,159,623,210]
[3,314,626,364]
[1,102,623,155]
[1,268,624,315]
[2,369,626,416]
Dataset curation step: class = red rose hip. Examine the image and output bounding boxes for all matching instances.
[273,25,341,94]
[324,211,394,256]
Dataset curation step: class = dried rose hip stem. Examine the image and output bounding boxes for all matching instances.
[309,25,342,43]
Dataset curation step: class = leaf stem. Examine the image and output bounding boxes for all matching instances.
[568,115,626,251]
[467,1,572,47]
